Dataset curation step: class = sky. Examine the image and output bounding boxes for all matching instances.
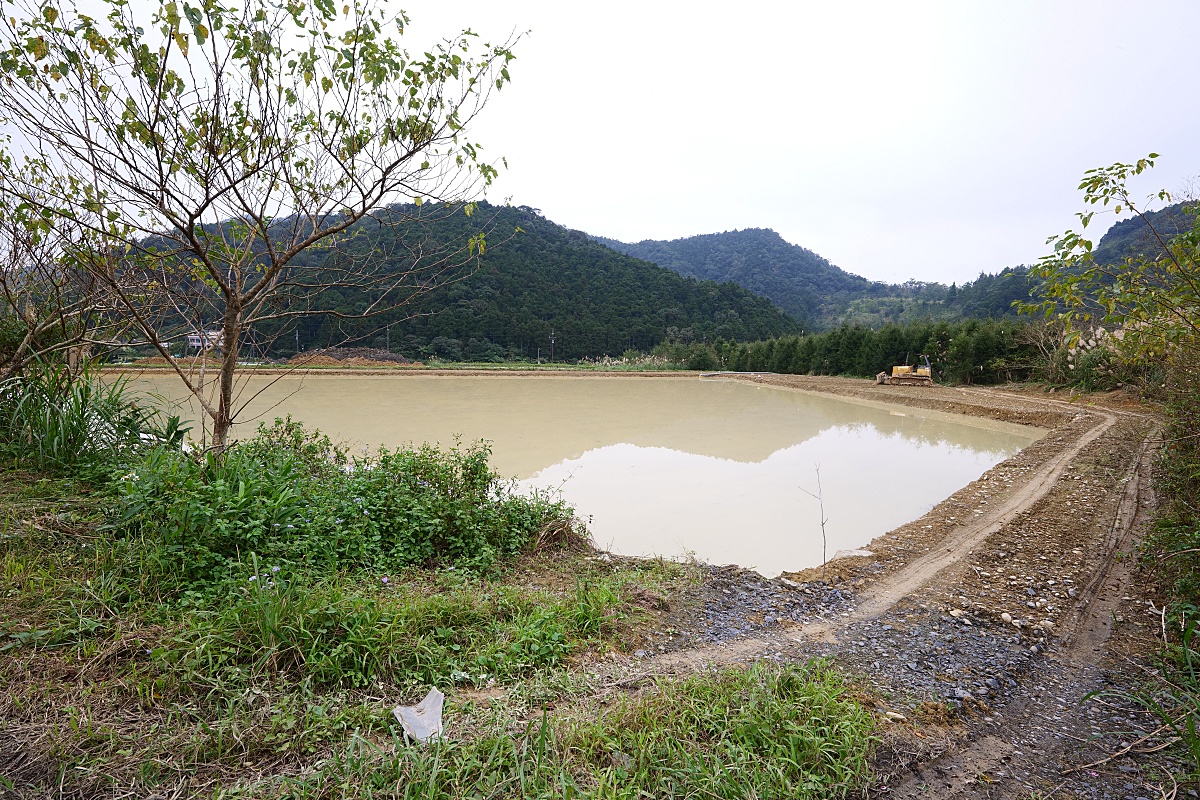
[402,1,1200,285]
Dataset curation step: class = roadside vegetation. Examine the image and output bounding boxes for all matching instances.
[1028,156,1200,781]
[0,362,876,797]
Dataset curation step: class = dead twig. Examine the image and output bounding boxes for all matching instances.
[1062,722,1177,773]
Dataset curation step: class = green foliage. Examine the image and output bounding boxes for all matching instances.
[1144,349,1200,607]
[278,660,875,799]
[722,319,1042,385]
[161,566,611,690]
[597,228,872,328]
[1031,157,1200,600]
[1037,158,1200,783]
[278,205,801,361]
[0,0,518,448]
[115,418,574,588]
[1025,154,1200,360]
[1092,201,1197,267]
[1071,346,1119,391]
[0,360,158,476]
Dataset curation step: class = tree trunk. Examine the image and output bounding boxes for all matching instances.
[212,309,242,451]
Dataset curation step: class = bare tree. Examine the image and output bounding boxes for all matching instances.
[0,0,516,447]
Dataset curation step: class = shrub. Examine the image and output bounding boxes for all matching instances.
[115,418,575,589]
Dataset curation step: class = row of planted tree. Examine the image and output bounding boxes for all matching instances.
[648,318,1124,388]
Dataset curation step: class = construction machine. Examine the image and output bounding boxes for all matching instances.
[876,354,934,387]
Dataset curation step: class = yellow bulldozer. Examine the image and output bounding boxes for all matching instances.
[876,354,934,387]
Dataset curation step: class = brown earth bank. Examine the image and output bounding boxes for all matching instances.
[575,376,1178,799]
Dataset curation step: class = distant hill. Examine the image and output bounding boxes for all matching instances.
[278,205,800,361]
[827,267,1038,328]
[594,228,872,328]
[1094,202,1196,264]
[595,228,1041,329]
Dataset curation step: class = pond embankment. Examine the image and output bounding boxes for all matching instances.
[602,376,1170,798]
[6,371,1173,798]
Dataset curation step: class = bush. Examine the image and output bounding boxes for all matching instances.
[116,418,575,589]
[1071,346,1121,391]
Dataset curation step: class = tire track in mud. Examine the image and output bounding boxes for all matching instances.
[881,429,1156,799]
[814,406,1116,631]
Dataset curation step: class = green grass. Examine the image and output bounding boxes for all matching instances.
[0,466,882,799]
[0,360,166,477]
[257,660,875,800]
[0,469,706,795]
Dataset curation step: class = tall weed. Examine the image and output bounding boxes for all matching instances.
[0,360,156,476]
[161,570,583,690]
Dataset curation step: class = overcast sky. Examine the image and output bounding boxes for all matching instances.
[405,1,1200,285]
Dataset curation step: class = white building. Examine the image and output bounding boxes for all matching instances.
[186,329,224,351]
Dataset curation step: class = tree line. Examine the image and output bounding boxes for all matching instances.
[648,319,1045,384]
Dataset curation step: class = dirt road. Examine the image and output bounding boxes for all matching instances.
[585,376,1171,798]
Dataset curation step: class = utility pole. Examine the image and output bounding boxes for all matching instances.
[549,328,556,362]
[295,328,299,353]
[386,325,390,353]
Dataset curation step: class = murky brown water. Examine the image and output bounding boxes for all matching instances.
[124,372,1042,576]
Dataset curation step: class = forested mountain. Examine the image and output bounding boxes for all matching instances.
[200,200,1183,365]
[274,204,800,361]
[594,228,872,328]
[822,267,1038,328]
[595,228,1039,329]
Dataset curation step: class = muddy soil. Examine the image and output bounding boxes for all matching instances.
[574,376,1181,799]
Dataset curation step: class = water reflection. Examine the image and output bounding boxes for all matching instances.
[523,426,1028,576]
[122,373,1042,575]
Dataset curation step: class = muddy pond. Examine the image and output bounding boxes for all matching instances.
[124,373,1043,577]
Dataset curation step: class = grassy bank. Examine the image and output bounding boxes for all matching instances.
[0,364,877,797]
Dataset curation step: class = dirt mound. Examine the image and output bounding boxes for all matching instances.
[287,348,416,368]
